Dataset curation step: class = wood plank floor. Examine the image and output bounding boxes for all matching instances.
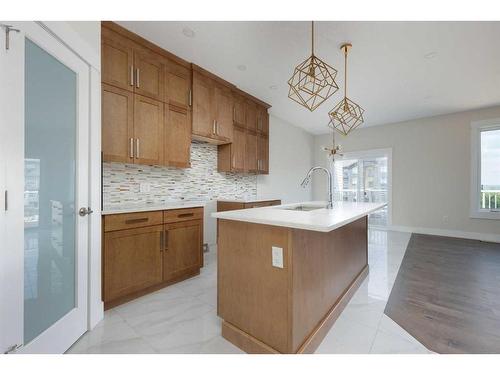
[385,233,500,353]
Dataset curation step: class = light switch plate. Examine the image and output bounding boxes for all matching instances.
[272,246,284,268]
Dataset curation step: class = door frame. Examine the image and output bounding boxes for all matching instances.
[0,21,103,354]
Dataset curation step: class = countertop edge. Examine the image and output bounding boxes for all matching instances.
[102,202,206,215]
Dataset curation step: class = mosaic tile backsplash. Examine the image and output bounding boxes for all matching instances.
[103,142,257,206]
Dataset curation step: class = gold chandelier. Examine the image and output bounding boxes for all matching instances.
[288,21,339,112]
[328,43,365,136]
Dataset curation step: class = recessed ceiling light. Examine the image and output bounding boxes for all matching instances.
[424,51,437,59]
[182,27,195,38]
[269,85,278,90]
[237,65,247,71]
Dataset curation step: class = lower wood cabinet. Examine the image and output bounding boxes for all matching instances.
[103,225,163,303]
[103,208,203,309]
[163,220,203,282]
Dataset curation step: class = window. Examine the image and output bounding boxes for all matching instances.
[470,119,500,219]
[330,148,392,227]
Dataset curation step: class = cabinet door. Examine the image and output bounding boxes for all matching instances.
[246,132,258,173]
[245,100,258,132]
[192,71,215,138]
[231,126,246,172]
[102,84,134,163]
[103,225,163,302]
[165,60,192,110]
[101,28,135,91]
[134,49,164,101]
[163,220,203,282]
[258,106,269,135]
[134,95,163,165]
[233,93,246,128]
[164,104,191,168]
[257,134,269,174]
[214,84,233,142]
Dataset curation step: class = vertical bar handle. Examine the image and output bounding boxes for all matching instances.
[130,66,134,86]
[136,139,140,159]
[188,89,192,106]
[129,138,134,159]
[136,68,140,88]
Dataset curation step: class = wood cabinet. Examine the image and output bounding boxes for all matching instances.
[163,220,203,282]
[164,104,191,168]
[101,27,135,91]
[218,126,246,173]
[165,60,192,110]
[103,207,204,309]
[133,95,163,165]
[257,134,269,174]
[257,105,269,135]
[245,100,258,132]
[103,225,163,302]
[192,68,233,144]
[233,93,246,128]
[245,132,258,173]
[102,84,134,163]
[133,48,164,101]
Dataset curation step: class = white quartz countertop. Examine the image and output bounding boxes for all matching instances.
[212,201,387,232]
[217,198,281,203]
[102,200,206,215]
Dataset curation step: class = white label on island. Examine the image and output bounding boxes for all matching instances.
[272,246,284,268]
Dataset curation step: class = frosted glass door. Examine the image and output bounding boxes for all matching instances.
[1,22,90,353]
[24,39,78,344]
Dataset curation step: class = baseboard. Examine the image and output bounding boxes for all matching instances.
[388,225,500,243]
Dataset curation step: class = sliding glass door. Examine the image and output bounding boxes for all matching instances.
[332,149,391,226]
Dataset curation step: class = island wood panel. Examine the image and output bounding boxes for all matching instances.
[217,215,368,354]
[218,220,292,353]
[290,215,368,352]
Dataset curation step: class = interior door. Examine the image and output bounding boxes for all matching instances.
[0,22,90,354]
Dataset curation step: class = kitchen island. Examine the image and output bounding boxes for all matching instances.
[212,201,386,354]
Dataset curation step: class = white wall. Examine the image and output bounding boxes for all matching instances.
[313,106,500,241]
[257,115,315,203]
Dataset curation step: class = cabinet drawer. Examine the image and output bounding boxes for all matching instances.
[104,211,163,232]
[164,207,203,223]
[244,200,281,209]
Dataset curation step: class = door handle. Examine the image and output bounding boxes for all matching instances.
[130,66,134,86]
[135,138,140,159]
[79,207,93,217]
[129,138,134,159]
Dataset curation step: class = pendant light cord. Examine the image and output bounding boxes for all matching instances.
[311,21,314,56]
[344,46,348,99]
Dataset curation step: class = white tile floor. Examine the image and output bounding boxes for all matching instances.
[67,229,434,354]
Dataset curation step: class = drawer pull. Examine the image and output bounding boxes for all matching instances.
[178,213,194,218]
[125,218,149,224]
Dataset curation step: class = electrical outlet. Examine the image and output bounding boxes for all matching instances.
[139,182,151,193]
[272,246,284,268]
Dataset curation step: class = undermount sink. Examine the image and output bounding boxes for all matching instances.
[278,204,326,212]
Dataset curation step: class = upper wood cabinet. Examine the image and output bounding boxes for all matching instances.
[257,134,269,174]
[257,105,269,135]
[214,84,234,142]
[192,69,233,144]
[101,28,135,90]
[245,100,258,132]
[133,48,164,101]
[233,93,246,129]
[218,126,246,173]
[133,95,163,165]
[102,84,134,163]
[245,132,258,173]
[165,60,192,110]
[164,104,191,168]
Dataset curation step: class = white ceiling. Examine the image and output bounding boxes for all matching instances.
[118,21,500,135]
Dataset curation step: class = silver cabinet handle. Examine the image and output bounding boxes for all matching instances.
[129,138,134,159]
[188,89,192,107]
[135,138,140,159]
[212,120,216,135]
[136,68,140,88]
[232,155,235,168]
[130,66,134,86]
[216,122,219,136]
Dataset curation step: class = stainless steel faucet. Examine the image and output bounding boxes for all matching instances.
[300,167,334,209]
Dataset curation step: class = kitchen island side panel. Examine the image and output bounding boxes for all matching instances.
[291,216,368,351]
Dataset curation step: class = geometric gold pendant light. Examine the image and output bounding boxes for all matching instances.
[288,21,339,112]
[328,43,365,136]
